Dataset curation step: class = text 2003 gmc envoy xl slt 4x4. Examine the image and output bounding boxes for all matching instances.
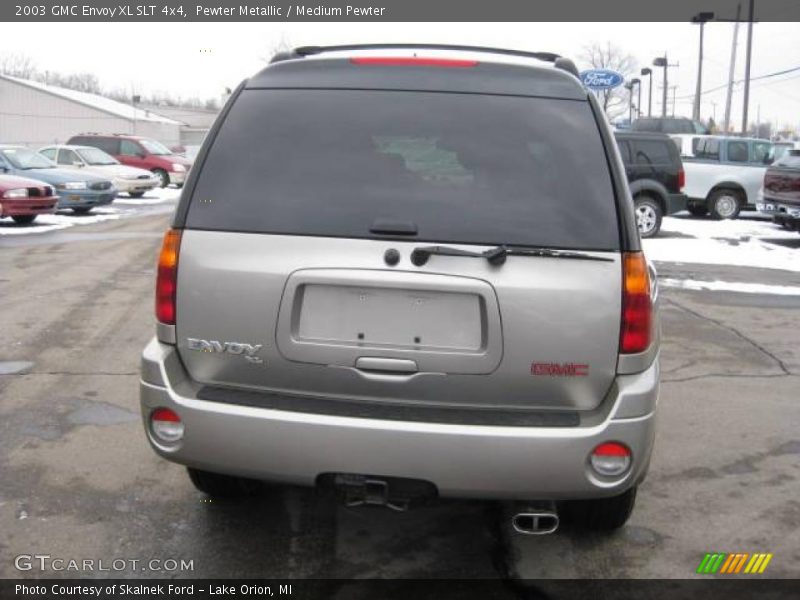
[140,45,660,534]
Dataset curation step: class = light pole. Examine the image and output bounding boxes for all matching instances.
[653,56,669,117]
[625,81,634,124]
[640,67,652,117]
[742,0,755,134]
[631,78,641,119]
[692,12,715,121]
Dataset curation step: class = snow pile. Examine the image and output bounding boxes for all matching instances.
[643,214,799,273]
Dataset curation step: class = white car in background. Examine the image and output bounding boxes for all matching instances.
[39,145,160,198]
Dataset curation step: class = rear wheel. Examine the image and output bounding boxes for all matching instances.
[72,207,92,214]
[687,203,709,217]
[153,168,169,188]
[634,195,663,238]
[129,191,145,198]
[11,215,36,224]
[562,487,637,531]
[708,189,742,220]
[187,467,262,498]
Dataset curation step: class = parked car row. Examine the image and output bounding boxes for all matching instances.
[0,133,192,225]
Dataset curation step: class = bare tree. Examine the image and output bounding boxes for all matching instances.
[581,42,636,121]
[261,33,293,63]
[0,53,37,78]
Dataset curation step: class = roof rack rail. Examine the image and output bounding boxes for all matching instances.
[272,44,580,78]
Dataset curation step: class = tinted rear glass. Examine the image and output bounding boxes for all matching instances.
[633,140,673,165]
[186,89,619,250]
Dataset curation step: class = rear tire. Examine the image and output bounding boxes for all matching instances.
[129,191,145,198]
[563,486,637,531]
[634,195,663,238]
[11,215,36,224]
[708,189,742,220]
[72,207,92,214]
[187,467,262,498]
[687,203,708,217]
[153,168,169,188]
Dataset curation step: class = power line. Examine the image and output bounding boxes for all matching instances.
[675,65,800,100]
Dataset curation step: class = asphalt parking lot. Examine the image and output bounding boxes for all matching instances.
[1,197,799,584]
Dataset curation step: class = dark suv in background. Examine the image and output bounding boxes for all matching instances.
[632,117,709,135]
[615,131,687,237]
[140,44,659,535]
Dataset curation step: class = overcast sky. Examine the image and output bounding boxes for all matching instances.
[1,22,798,128]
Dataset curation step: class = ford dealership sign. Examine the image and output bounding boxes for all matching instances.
[580,69,624,91]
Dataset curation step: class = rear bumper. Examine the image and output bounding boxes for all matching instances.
[666,193,688,215]
[140,339,658,500]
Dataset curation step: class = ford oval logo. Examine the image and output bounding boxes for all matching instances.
[580,69,624,91]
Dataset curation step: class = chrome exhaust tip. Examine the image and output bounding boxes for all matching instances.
[512,511,559,535]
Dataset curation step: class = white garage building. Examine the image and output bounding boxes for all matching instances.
[0,74,182,148]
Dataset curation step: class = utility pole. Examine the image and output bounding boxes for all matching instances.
[692,12,715,121]
[742,0,755,134]
[670,86,678,117]
[723,4,742,134]
[653,55,670,117]
[640,67,653,117]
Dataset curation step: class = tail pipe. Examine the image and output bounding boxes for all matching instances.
[511,503,559,535]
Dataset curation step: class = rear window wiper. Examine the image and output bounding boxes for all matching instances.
[410,245,614,266]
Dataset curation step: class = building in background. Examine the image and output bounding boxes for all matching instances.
[138,104,218,148]
[0,74,181,147]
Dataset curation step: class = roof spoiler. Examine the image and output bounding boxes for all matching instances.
[270,44,580,78]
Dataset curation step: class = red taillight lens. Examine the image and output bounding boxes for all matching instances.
[590,442,632,476]
[151,407,181,423]
[156,229,181,325]
[620,252,652,354]
[350,57,478,68]
[150,408,184,443]
[678,168,685,190]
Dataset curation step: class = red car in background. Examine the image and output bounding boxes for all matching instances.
[762,150,800,233]
[0,174,59,224]
[67,133,192,188]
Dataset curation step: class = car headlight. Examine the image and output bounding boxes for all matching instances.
[171,164,186,173]
[3,188,28,198]
[57,181,87,190]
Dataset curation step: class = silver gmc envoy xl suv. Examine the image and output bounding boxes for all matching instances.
[140,44,659,534]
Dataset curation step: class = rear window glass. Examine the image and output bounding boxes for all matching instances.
[632,140,673,165]
[696,139,720,160]
[186,89,619,250]
[727,141,749,163]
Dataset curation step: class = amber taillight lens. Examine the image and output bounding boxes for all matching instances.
[156,229,182,325]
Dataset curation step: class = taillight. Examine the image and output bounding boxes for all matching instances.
[156,229,181,325]
[150,407,184,443]
[678,168,685,190]
[590,442,632,477]
[350,57,478,68]
[620,252,652,354]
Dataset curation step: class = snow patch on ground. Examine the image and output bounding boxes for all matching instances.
[660,278,800,296]
[643,214,799,273]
